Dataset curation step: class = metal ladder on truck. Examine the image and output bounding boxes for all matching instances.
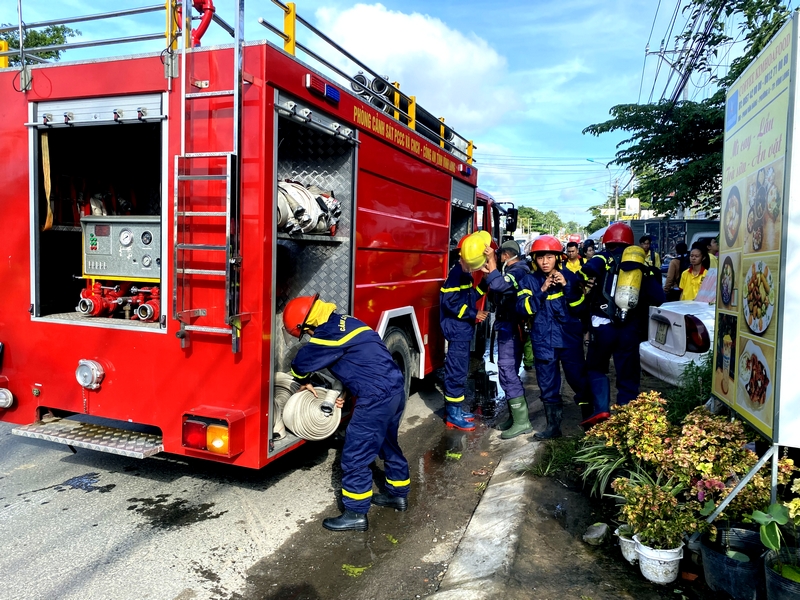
[173,0,248,352]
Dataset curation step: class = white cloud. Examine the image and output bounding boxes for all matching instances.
[313,3,517,134]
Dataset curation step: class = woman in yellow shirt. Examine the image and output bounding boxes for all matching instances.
[679,244,708,301]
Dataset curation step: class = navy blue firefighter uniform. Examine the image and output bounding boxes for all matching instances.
[580,250,665,423]
[485,248,532,439]
[516,266,588,439]
[291,313,410,521]
[439,263,487,430]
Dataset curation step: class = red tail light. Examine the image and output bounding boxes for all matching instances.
[685,315,710,353]
[182,419,208,450]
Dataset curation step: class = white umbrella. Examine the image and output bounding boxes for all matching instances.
[588,225,609,241]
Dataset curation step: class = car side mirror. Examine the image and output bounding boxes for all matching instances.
[505,208,518,233]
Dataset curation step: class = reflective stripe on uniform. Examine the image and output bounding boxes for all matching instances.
[457,304,468,318]
[291,367,310,380]
[476,286,485,296]
[440,284,473,293]
[445,394,465,403]
[569,295,585,308]
[505,272,519,289]
[546,291,564,300]
[309,326,371,346]
[342,488,373,500]
[386,477,411,487]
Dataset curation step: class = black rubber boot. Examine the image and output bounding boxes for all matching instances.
[371,492,408,512]
[322,509,369,532]
[534,403,563,440]
[578,400,593,421]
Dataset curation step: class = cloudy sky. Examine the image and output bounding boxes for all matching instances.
[3,0,785,225]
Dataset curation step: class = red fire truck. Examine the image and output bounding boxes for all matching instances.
[0,2,515,467]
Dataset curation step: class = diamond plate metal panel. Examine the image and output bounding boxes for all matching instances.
[13,418,163,459]
[274,118,354,373]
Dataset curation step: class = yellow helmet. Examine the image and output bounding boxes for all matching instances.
[474,230,492,247]
[460,232,489,271]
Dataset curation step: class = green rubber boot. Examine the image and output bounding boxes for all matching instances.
[496,398,514,431]
[500,396,533,440]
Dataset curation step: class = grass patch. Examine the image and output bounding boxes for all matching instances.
[663,352,713,425]
[524,436,581,478]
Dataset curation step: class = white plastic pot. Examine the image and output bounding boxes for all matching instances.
[633,534,684,584]
[615,528,638,564]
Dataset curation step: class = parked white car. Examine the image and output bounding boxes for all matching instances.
[640,301,716,387]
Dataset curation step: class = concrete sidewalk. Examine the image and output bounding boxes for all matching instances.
[433,435,539,599]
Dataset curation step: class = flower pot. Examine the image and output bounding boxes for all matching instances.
[700,527,765,600]
[764,548,800,600]
[615,527,637,564]
[633,534,684,585]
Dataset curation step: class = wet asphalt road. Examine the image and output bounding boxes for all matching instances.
[0,376,501,600]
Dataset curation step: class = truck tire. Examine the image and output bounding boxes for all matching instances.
[384,327,413,401]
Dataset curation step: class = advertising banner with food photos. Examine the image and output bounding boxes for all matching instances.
[715,15,799,446]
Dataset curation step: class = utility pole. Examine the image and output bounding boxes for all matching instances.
[614,178,619,222]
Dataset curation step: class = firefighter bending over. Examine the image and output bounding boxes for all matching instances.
[439,231,491,431]
[284,294,410,532]
[516,235,589,440]
[482,240,533,439]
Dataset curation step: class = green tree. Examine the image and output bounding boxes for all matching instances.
[583,0,791,215]
[585,206,608,235]
[1,24,80,65]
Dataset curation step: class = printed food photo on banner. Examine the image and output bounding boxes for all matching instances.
[722,184,743,250]
[718,252,740,310]
[744,156,784,254]
[713,313,738,404]
[741,254,779,343]
[735,337,775,434]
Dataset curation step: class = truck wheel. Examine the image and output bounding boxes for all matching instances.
[384,327,412,401]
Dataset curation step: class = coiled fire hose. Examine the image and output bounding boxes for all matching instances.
[273,372,299,440]
[282,377,343,441]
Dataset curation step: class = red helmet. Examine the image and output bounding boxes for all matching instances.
[603,222,634,246]
[282,293,319,338]
[531,235,563,254]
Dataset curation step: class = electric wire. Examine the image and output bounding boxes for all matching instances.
[638,0,663,103]
[648,0,682,103]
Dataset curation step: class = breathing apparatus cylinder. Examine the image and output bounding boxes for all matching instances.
[614,246,646,321]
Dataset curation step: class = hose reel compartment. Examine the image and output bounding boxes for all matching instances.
[271,92,355,457]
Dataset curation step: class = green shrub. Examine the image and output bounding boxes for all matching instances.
[663,352,713,425]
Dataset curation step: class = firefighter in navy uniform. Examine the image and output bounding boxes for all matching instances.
[439,231,491,431]
[579,222,666,428]
[515,235,588,439]
[482,239,532,439]
[284,294,409,532]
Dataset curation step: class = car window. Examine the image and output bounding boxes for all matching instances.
[689,231,720,247]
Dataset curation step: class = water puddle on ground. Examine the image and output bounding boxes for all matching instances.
[127,494,228,529]
[237,393,499,600]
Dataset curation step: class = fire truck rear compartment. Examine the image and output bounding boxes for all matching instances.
[271,108,355,456]
[33,123,162,327]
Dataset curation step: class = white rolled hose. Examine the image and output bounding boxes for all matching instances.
[282,384,342,441]
[273,372,300,440]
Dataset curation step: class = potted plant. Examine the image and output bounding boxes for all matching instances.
[611,470,703,584]
[698,517,765,600]
[614,523,638,564]
[751,499,800,599]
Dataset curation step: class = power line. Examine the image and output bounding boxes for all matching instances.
[637,0,664,103]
